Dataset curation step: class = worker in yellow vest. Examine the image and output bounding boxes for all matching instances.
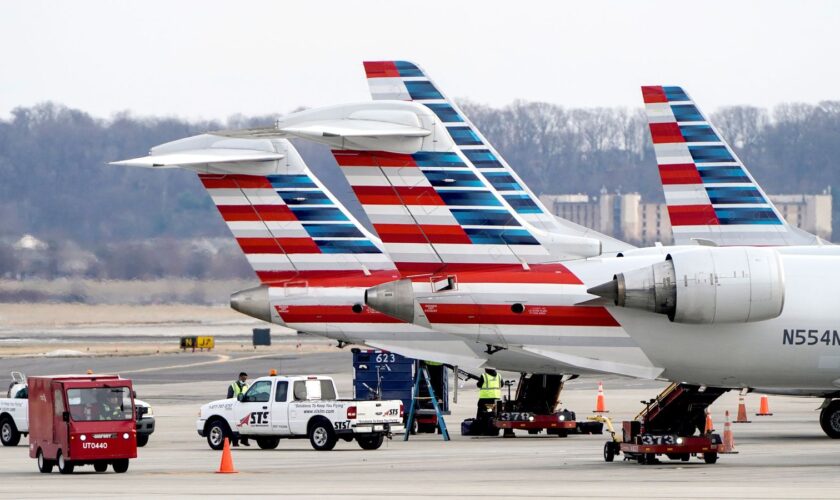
[227,372,250,446]
[476,368,502,419]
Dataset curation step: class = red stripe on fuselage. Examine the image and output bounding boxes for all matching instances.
[275,305,403,324]
[668,205,719,226]
[199,175,273,189]
[659,164,702,185]
[420,303,619,327]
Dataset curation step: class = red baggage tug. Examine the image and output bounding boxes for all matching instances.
[28,375,137,474]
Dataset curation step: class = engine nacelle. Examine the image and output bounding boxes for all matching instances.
[588,247,785,324]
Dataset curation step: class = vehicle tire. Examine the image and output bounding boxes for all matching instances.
[112,459,129,473]
[37,449,53,473]
[356,433,384,450]
[819,400,840,438]
[643,453,656,465]
[93,461,108,473]
[57,450,74,474]
[205,418,231,451]
[603,442,615,462]
[703,452,718,464]
[256,437,280,450]
[136,434,149,447]
[527,429,540,435]
[555,430,568,438]
[0,417,21,446]
[308,419,337,451]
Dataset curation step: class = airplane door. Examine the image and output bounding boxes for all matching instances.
[270,381,290,435]
[235,380,273,436]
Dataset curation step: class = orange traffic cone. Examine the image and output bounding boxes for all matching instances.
[704,409,715,434]
[720,410,738,454]
[216,437,238,474]
[734,395,751,423]
[594,381,608,413]
[756,395,773,416]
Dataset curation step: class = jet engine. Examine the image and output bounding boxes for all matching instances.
[587,247,785,324]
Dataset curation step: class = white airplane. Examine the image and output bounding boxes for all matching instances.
[114,62,840,440]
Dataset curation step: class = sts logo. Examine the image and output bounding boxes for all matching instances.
[239,411,270,427]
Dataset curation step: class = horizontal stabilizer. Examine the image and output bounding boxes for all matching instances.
[522,346,663,379]
[110,149,284,168]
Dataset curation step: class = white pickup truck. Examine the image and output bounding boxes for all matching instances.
[0,372,155,447]
[197,375,404,451]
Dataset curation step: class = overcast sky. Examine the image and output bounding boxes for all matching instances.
[2,0,838,121]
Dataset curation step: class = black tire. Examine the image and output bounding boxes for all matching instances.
[308,419,337,451]
[356,433,384,450]
[112,459,129,473]
[57,450,74,474]
[93,461,108,473]
[256,437,280,450]
[703,452,718,464]
[136,434,149,447]
[819,400,840,438]
[0,417,21,446]
[37,449,53,474]
[555,430,568,438]
[527,429,540,435]
[603,442,615,462]
[205,418,231,451]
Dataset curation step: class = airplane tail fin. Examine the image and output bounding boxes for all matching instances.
[363,60,634,253]
[642,85,823,246]
[112,134,396,284]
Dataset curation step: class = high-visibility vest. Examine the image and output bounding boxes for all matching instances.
[230,381,248,397]
[478,373,502,399]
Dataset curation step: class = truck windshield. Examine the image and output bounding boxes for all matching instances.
[66,387,132,421]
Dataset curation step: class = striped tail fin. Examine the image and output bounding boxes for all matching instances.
[114,134,397,284]
[362,60,630,253]
[642,85,822,246]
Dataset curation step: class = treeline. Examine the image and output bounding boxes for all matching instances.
[0,100,838,279]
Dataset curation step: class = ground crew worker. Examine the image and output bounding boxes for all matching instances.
[227,372,250,446]
[476,368,502,420]
[99,391,125,420]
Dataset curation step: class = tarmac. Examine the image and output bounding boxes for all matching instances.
[0,350,839,499]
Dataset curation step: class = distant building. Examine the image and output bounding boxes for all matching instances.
[540,187,832,245]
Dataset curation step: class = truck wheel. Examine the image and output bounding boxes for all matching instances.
[112,459,129,473]
[308,419,337,451]
[256,437,280,450]
[136,434,149,447]
[703,452,718,464]
[57,450,74,474]
[37,449,53,473]
[94,462,108,473]
[603,442,615,462]
[0,417,21,446]
[356,433,384,450]
[205,419,231,451]
[819,400,840,438]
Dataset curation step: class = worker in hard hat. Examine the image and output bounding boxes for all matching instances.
[476,367,502,423]
[227,372,250,446]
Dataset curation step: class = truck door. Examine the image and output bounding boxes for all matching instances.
[51,383,68,452]
[270,381,290,434]
[235,380,273,436]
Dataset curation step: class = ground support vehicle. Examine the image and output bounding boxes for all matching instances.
[353,349,449,434]
[462,374,602,437]
[599,383,727,465]
[0,372,154,447]
[28,375,138,474]
[197,375,404,451]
